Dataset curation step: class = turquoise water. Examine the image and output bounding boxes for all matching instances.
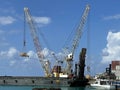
[0,86,94,90]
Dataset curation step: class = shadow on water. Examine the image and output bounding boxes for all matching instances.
[0,85,90,90]
[32,88,61,90]
[32,87,86,90]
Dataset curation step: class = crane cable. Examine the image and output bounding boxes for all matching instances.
[23,11,26,48]
[20,11,29,58]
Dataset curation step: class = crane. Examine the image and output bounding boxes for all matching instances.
[24,7,51,77]
[65,5,90,74]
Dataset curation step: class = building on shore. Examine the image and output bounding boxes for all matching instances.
[93,61,120,80]
[111,61,120,80]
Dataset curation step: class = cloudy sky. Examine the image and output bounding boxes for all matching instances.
[0,0,120,76]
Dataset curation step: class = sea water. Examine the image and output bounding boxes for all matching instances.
[0,86,96,90]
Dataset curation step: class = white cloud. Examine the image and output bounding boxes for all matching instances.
[0,47,18,58]
[0,47,67,75]
[0,47,52,62]
[41,48,50,57]
[103,14,120,20]
[0,16,16,25]
[28,51,37,58]
[102,31,120,64]
[7,47,18,57]
[0,47,42,75]
[33,16,51,26]
[23,51,37,62]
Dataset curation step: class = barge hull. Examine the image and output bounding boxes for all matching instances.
[0,76,88,87]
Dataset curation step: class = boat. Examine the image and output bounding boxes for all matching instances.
[90,79,116,89]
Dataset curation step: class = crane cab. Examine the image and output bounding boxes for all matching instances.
[66,53,73,61]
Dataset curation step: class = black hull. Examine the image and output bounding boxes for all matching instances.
[70,79,89,87]
[0,76,89,87]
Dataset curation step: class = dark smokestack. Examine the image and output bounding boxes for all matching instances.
[78,48,86,80]
[75,63,78,77]
[109,64,111,74]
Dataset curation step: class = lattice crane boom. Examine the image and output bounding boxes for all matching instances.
[72,5,90,55]
[24,7,51,77]
[67,4,90,61]
[65,5,90,74]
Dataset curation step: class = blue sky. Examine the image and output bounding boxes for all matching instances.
[0,0,120,76]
